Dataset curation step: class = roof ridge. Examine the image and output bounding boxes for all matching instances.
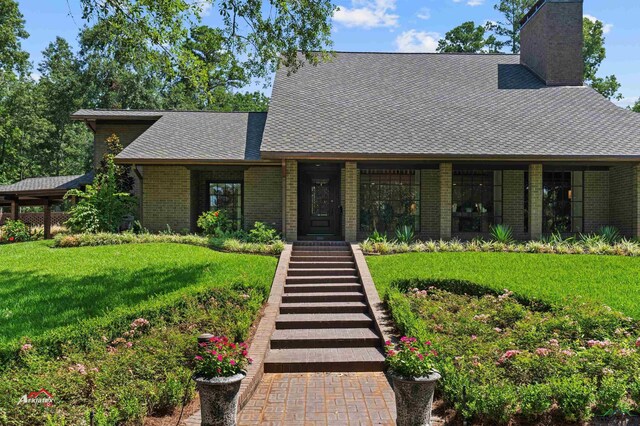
[308,50,520,57]
[79,109,267,114]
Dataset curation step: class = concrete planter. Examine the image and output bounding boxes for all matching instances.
[390,372,441,426]
[195,373,245,426]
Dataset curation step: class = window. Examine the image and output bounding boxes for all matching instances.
[359,169,421,234]
[543,171,583,234]
[208,182,243,229]
[452,170,503,233]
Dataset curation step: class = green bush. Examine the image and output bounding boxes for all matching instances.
[490,224,514,244]
[247,221,280,244]
[197,210,233,236]
[552,376,597,422]
[477,382,518,425]
[65,157,135,233]
[0,219,32,243]
[595,375,631,415]
[395,225,414,244]
[53,232,209,248]
[519,383,553,420]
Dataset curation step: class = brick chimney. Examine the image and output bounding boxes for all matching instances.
[520,0,584,86]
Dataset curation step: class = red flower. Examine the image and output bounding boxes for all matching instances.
[9,237,14,242]
[214,211,219,217]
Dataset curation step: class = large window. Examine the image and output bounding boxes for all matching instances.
[359,169,421,234]
[208,182,243,229]
[543,171,583,234]
[452,170,503,233]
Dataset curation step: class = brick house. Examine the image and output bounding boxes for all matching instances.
[68,0,640,242]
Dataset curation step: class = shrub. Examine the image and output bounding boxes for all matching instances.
[395,225,415,244]
[197,210,232,236]
[65,157,135,233]
[53,232,209,248]
[490,224,514,244]
[366,229,387,243]
[595,375,631,415]
[552,376,597,422]
[519,383,553,420]
[247,222,280,244]
[477,382,518,425]
[0,219,32,243]
[598,226,622,244]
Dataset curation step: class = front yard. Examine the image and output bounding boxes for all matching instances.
[0,241,277,425]
[368,251,640,424]
[368,251,640,318]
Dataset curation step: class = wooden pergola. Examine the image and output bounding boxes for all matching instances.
[0,173,93,239]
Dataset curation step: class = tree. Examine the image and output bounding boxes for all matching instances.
[583,18,622,100]
[632,100,640,113]
[437,21,502,53]
[99,134,134,193]
[489,0,537,53]
[78,0,336,93]
[37,37,92,175]
[0,0,30,76]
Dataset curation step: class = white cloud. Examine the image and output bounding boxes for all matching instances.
[191,0,212,16]
[453,0,485,6]
[395,30,440,53]
[614,96,639,109]
[584,14,613,34]
[334,0,399,29]
[30,72,41,82]
[416,7,431,20]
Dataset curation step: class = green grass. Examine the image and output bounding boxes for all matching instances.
[0,241,277,350]
[367,252,640,318]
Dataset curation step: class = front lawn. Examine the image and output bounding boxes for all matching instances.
[0,241,277,351]
[0,241,277,425]
[367,252,640,318]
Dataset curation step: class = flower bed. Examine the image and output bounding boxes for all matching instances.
[361,238,640,257]
[386,282,640,424]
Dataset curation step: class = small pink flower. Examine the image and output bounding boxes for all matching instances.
[126,342,133,348]
[535,348,550,356]
[195,355,203,361]
[470,335,477,341]
[635,337,640,348]
[548,339,559,347]
[560,349,575,357]
[21,343,33,352]
[385,340,392,346]
[230,359,236,366]
[217,355,223,361]
[494,327,503,333]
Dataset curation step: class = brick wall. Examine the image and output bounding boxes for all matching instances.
[584,170,610,233]
[244,167,283,232]
[344,162,358,242]
[439,163,452,240]
[528,164,543,239]
[420,169,440,240]
[284,160,298,241]
[142,166,191,233]
[190,169,244,232]
[610,164,640,238]
[503,170,526,240]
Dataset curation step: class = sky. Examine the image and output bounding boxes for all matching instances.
[17,0,640,108]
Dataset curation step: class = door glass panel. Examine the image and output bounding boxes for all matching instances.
[311,179,331,217]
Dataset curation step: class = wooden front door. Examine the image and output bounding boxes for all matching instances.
[298,165,341,239]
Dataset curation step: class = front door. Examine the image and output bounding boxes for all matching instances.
[298,165,341,239]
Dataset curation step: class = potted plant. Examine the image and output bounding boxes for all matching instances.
[385,337,441,426]
[193,336,252,426]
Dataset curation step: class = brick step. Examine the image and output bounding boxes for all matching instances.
[287,268,357,277]
[292,246,352,252]
[281,292,365,303]
[290,255,354,262]
[286,275,360,284]
[279,301,368,314]
[285,283,363,293]
[264,347,385,373]
[292,251,354,257]
[275,313,373,329]
[293,242,349,247]
[270,328,381,349]
[288,261,356,269]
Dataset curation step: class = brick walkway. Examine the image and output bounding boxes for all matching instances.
[238,372,396,425]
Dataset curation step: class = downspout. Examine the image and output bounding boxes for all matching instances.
[133,165,143,226]
[282,159,286,238]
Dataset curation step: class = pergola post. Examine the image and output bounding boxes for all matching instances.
[10,199,19,221]
[43,199,52,240]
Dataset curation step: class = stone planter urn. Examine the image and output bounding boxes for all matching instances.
[391,372,441,426]
[195,373,245,426]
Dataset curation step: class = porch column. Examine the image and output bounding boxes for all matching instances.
[43,200,51,240]
[528,164,543,240]
[344,162,358,242]
[439,163,452,240]
[284,160,298,241]
[10,199,19,221]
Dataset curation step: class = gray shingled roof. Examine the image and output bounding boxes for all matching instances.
[261,52,640,159]
[72,109,164,120]
[115,112,267,162]
[0,172,94,194]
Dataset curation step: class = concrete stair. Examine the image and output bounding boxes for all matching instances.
[264,242,385,373]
